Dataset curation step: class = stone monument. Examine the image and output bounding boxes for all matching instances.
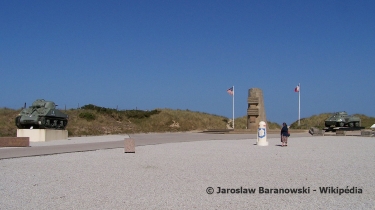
[15,99,69,142]
[247,88,268,131]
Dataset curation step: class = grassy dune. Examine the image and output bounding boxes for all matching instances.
[1,106,374,137]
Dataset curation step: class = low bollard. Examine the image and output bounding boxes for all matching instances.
[257,121,268,146]
[124,138,135,153]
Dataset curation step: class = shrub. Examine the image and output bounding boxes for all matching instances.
[79,112,96,121]
[124,109,161,119]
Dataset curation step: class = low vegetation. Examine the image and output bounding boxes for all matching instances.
[1,105,374,137]
[290,113,375,129]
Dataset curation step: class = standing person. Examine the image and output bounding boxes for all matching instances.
[280,122,289,147]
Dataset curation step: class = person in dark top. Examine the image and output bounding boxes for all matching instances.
[280,122,289,147]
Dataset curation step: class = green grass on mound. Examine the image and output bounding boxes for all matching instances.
[290,113,375,129]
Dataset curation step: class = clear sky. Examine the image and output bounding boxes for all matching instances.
[1,0,374,125]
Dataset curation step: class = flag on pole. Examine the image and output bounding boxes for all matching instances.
[226,86,235,129]
[227,87,234,95]
[294,84,300,92]
[295,83,301,126]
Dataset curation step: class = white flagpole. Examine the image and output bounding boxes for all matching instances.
[298,83,301,126]
[232,86,234,129]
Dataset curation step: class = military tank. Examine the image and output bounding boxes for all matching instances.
[324,111,361,128]
[15,99,68,129]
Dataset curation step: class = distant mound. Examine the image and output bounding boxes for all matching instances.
[0,106,373,137]
[289,113,375,129]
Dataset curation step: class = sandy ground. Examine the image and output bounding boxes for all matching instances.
[0,134,374,209]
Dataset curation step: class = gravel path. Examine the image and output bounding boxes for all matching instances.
[1,136,374,209]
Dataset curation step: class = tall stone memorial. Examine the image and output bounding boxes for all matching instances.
[247,88,268,131]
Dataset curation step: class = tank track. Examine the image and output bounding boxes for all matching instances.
[15,116,68,129]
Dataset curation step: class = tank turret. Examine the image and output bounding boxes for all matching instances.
[15,99,68,129]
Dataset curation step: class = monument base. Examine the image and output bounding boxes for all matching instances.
[336,130,346,136]
[17,129,68,142]
[257,141,269,146]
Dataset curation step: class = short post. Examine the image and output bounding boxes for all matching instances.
[257,121,268,146]
[124,138,135,153]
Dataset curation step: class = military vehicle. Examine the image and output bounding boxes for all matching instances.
[324,111,361,128]
[15,99,68,129]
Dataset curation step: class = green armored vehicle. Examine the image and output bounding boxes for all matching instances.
[15,99,68,129]
[324,111,361,128]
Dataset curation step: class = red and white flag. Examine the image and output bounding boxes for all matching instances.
[227,87,234,95]
[294,84,300,92]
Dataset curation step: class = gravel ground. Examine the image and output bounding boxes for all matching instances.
[1,136,374,209]
[29,134,130,147]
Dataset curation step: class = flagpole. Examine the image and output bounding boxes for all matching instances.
[232,86,234,129]
[298,83,301,126]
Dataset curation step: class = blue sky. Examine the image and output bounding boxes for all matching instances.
[1,0,374,125]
